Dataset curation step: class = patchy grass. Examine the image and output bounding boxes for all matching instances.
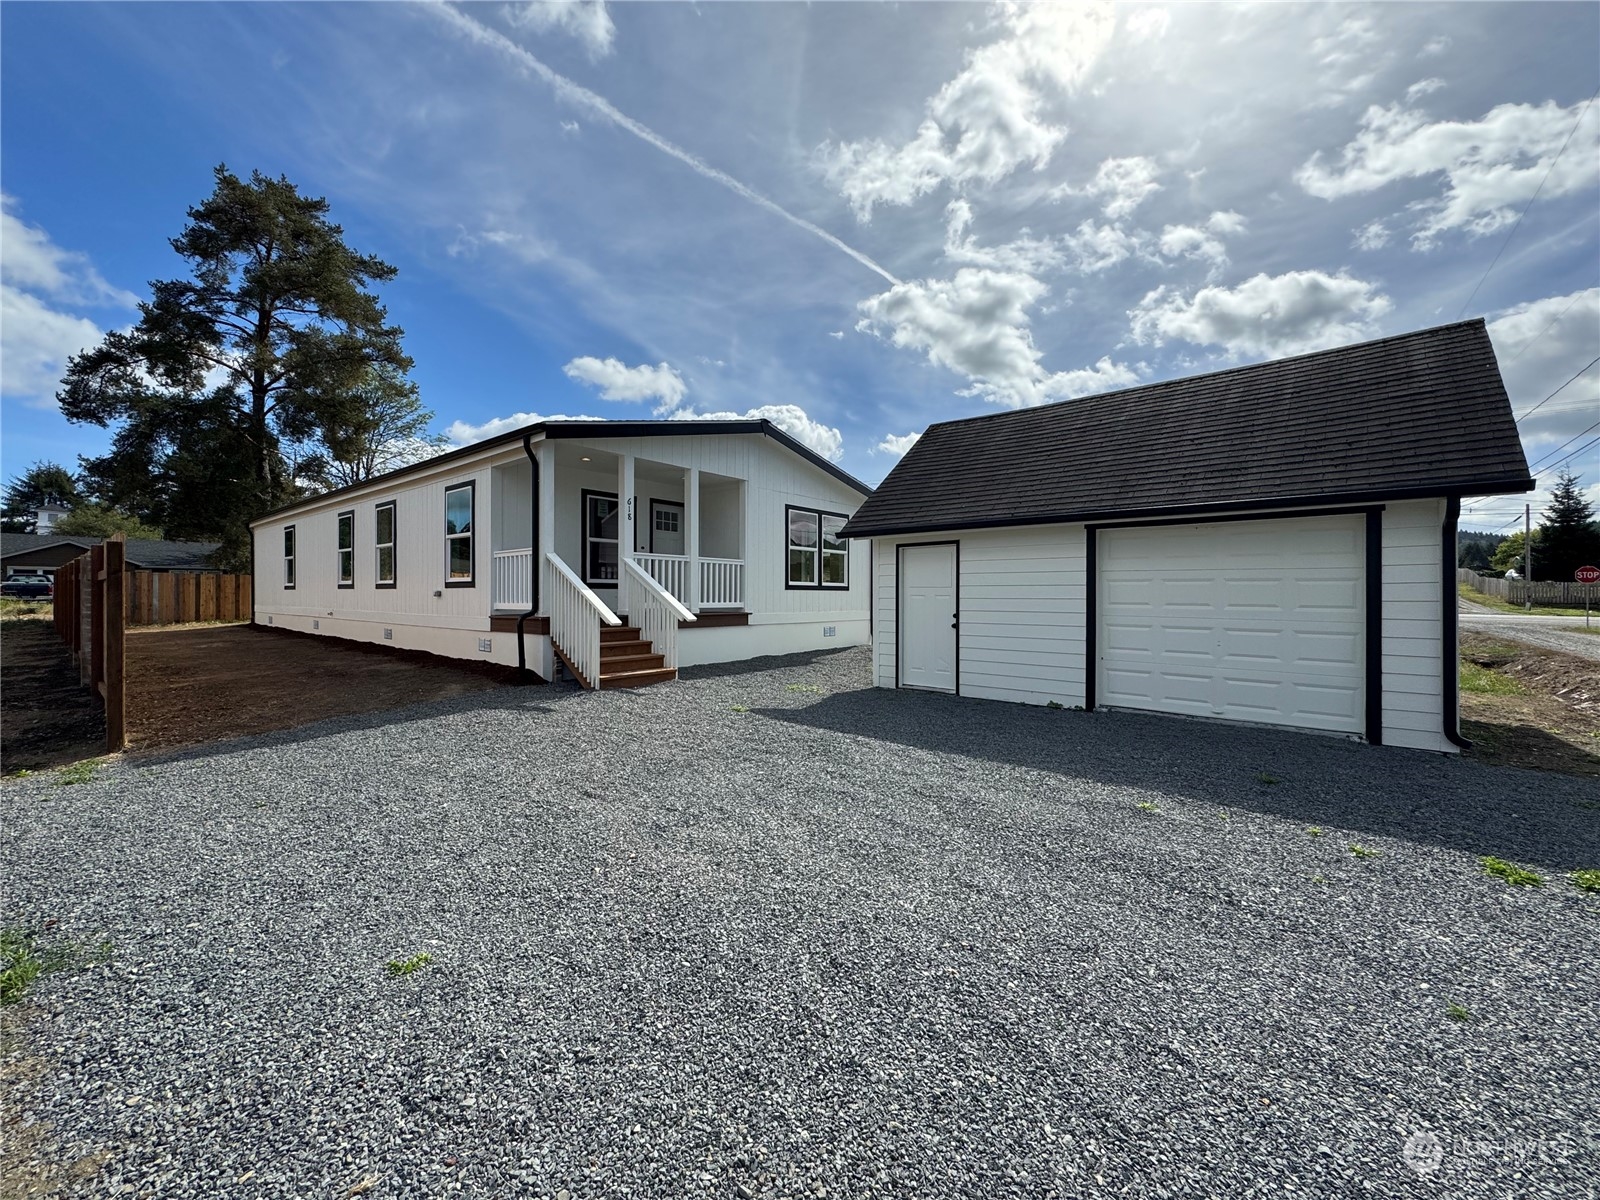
[784,684,825,695]
[729,704,749,713]
[1,926,111,1005]
[1135,801,1161,814]
[1256,772,1281,785]
[384,952,433,977]
[1306,826,1326,838]
[0,597,53,622]
[1567,869,1600,894]
[1480,856,1542,887]
[1460,659,1527,696]
[1458,583,1587,617]
[55,760,99,787]
[1349,844,1380,860]
[1446,1001,1473,1023]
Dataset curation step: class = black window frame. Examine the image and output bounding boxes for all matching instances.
[336,509,355,589]
[283,525,296,590]
[582,488,621,587]
[374,500,397,590]
[444,481,476,588]
[785,505,850,590]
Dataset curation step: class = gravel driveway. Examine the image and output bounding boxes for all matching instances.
[1459,612,1600,660]
[5,647,1598,1198]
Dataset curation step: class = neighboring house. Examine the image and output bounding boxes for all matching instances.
[34,503,70,534]
[840,320,1533,753]
[1,534,222,579]
[249,419,873,688]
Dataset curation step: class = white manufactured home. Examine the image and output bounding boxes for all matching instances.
[250,420,872,687]
[842,320,1535,753]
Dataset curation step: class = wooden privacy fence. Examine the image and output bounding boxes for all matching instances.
[1458,568,1598,607]
[51,536,126,752]
[127,570,252,626]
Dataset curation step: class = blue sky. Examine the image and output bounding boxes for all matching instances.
[3,1,1597,534]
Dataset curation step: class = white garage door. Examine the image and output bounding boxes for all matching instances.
[1098,515,1365,734]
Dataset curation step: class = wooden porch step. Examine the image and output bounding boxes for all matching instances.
[601,625,642,643]
[599,651,667,673]
[598,665,677,689]
[600,637,652,659]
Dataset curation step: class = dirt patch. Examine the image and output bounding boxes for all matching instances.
[124,623,524,753]
[0,618,106,772]
[1460,632,1600,777]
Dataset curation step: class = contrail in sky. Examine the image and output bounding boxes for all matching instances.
[428,3,902,287]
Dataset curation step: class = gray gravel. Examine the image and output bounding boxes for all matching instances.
[4,646,1598,1199]
[1459,613,1600,661]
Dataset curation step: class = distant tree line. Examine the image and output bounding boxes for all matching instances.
[1459,471,1600,580]
[4,166,445,568]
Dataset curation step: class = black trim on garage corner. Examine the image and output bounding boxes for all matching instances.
[1082,507,1385,743]
[893,540,960,695]
[1442,497,1471,750]
[1364,509,1384,746]
[443,480,476,588]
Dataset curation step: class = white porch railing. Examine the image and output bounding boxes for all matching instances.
[700,557,744,608]
[492,548,533,611]
[546,552,619,688]
[633,553,690,603]
[621,558,695,669]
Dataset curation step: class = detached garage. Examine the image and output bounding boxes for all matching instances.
[842,319,1535,753]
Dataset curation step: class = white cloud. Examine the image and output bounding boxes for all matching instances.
[1123,7,1170,43]
[943,198,1065,274]
[563,356,687,411]
[1309,13,1383,107]
[1297,96,1600,247]
[1062,219,1141,273]
[1418,35,1451,58]
[1205,210,1247,236]
[1405,77,1446,103]
[0,285,107,403]
[1487,287,1600,449]
[1352,219,1390,251]
[1155,211,1244,274]
[670,403,844,461]
[1065,155,1163,220]
[856,266,1137,407]
[827,330,845,340]
[504,0,616,58]
[1129,269,1393,359]
[444,410,604,445]
[818,1,1118,219]
[0,194,137,308]
[873,431,922,457]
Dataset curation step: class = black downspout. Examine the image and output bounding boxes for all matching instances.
[1443,497,1471,750]
[517,434,542,682]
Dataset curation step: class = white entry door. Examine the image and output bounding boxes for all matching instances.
[650,501,685,556]
[899,543,958,692]
[1098,514,1366,734]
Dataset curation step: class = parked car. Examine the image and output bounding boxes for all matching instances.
[0,574,54,598]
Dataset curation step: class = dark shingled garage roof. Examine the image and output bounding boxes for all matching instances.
[842,319,1534,538]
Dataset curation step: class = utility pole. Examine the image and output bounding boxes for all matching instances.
[1524,503,1532,611]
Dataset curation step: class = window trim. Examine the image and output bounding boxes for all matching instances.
[785,505,850,590]
[444,481,476,588]
[374,500,397,590]
[336,509,355,589]
[582,488,621,588]
[283,525,296,590]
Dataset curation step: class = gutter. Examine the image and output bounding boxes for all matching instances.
[1442,496,1472,750]
[517,433,542,683]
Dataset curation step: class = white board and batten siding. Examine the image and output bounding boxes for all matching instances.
[873,498,1453,752]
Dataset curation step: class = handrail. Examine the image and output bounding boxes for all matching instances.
[623,558,696,623]
[548,552,621,625]
[545,551,619,688]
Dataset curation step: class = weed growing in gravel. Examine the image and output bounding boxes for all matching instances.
[1349,844,1380,860]
[1046,700,1065,710]
[55,761,98,786]
[1256,772,1281,785]
[784,684,825,695]
[1135,801,1161,814]
[1311,874,1328,885]
[1307,827,1325,837]
[385,952,433,977]
[1446,1001,1472,1022]
[5,768,35,779]
[730,704,749,713]
[1570,869,1600,894]
[1480,856,1542,887]
[1,926,111,1005]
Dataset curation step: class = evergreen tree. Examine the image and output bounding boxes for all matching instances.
[1537,470,1600,579]
[299,364,447,490]
[1,462,82,532]
[1490,529,1538,576]
[52,502,167,541]
[58,165,412,568]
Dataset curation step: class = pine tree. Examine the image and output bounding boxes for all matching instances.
[1537,471,1600,580]
[1,462,81,532]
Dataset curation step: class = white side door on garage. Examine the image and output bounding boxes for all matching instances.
[899,542,958,692]
[1098,514,1366,734]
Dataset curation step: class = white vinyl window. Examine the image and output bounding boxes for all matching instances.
[337,511,355,588]
[283,525,296,589]
[584,490,620,585]
[445,482,475,586]
[375,502,396,588]
[786,506,849,589]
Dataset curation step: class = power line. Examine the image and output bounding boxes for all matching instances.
[1514,355,1600,423]
[1456,83,1600,320]
[1526,419,1600,475]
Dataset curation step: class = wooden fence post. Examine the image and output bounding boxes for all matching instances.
[103,535,126,751]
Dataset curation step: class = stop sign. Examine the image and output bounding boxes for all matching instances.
[1577,565,1600,584]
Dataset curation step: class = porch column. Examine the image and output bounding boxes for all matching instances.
[536,440,555,615]
[684,466,701,612]
[619,451,636,560]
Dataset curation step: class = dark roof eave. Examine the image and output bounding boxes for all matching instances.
[839,477,1536,539]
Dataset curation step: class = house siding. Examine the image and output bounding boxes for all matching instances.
[1379,497,1449,752]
